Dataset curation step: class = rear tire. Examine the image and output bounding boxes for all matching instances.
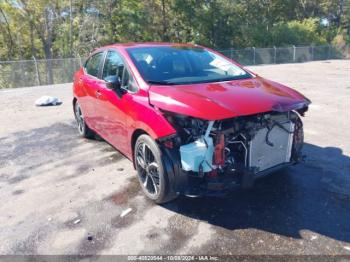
[74,101,95,139]
[134,134,177,204]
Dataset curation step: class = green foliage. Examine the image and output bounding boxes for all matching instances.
[0,0,349,61]
[271,18,327,46]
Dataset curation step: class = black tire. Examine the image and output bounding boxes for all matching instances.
[74,101,95,139]
[292,115,304,161]
[134,134,177,204]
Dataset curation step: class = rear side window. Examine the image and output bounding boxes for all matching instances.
[85,52,104,77]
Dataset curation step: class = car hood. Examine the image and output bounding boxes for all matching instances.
[148,77,310,120]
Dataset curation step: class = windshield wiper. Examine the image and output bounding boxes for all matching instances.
[147,80,176,85]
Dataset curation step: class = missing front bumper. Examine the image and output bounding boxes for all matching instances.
[182,161,295,197]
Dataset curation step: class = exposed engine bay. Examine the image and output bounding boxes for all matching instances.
[162,110,304,190]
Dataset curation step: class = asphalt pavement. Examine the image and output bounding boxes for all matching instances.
[0,60,349,255]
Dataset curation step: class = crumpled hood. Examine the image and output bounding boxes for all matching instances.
[149,76,310,120]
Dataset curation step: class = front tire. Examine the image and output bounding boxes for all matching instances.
[134,135,176,204]
[292,115,304,161]
[74,101,94,139]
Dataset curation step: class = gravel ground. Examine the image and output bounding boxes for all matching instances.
[0,60,350,255]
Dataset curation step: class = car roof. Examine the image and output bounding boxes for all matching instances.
[93,42,200,52]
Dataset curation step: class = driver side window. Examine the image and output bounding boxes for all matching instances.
[102,51,137,92]
[102,51,123,80]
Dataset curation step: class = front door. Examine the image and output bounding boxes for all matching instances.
[95,50,137,154]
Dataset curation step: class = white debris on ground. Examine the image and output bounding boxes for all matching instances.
[310,235,318,241]
[120,208,132,218]
[35,96,62,106]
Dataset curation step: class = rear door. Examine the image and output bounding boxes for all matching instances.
[80,51,106,131]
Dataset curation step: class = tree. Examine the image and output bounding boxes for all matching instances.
[0,0,349,63]
[0,3,15,59]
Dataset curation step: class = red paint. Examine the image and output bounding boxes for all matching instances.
[149,77,309,120]
[73,42,310,161]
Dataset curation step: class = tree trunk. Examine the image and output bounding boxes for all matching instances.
[0,6,14,59]
[29,21,36,58]
[43,7,53,85]
[161,0,169,41]
[44,42,54,85]
[69,0,73,57]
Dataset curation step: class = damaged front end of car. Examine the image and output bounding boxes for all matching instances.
[157,108,307,197]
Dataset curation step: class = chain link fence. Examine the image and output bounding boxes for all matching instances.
[218,45,350,66]
[0,57,83,89]
[0,45,349,89]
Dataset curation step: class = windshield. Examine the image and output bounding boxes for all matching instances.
[126,46,252,85]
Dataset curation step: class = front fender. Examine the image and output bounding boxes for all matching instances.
[125,92,176,157]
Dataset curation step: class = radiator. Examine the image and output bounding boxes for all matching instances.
[249,121,294,172]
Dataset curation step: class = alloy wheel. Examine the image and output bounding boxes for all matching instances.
[75,103,84,134]
[136,142,161,196]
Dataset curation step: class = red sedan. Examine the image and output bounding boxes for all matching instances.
[73,43,310,203]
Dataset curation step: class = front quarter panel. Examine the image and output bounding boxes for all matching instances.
[124,89,176,157]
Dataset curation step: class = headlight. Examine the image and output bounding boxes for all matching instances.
[161,111,208,143]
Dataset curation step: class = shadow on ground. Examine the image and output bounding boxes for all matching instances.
[2,120,350,248]
[163,143,350,243]
[0,120,122,185]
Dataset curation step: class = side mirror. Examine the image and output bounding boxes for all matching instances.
[104,75,121,90]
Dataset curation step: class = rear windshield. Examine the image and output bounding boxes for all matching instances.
[126,46,252,85]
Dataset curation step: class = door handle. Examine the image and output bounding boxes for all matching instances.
[95,90,102,98]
